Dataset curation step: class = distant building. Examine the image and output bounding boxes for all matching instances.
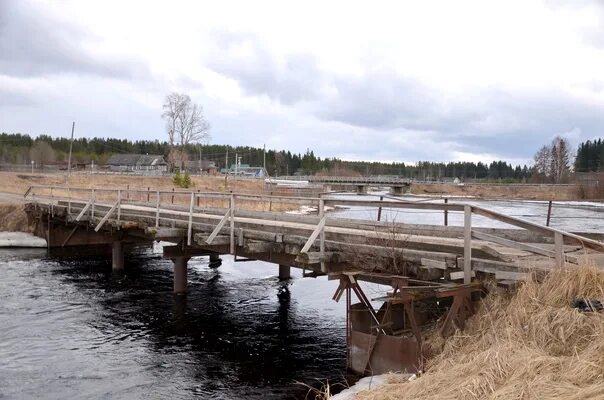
[106,154,168,174]
[183,160,217,175]
[220,163,268,177]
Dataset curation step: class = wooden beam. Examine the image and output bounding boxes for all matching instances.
[472,229,578,264]
[300,216,326,253]
[464,205,472,284]
[205,209,230,244]
[75,198,93,221]
[94,200,120,232]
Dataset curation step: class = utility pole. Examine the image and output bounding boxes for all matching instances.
[235,153,238,175]
[199,143,203,176]
[225,148,229,173]
[67,121,75,178]
[263,143,266,173]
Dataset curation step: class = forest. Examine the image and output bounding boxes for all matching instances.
[2,132,595,182]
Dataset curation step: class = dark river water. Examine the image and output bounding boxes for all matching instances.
[0,244,348,399]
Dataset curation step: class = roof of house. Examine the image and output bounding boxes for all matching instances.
[106,154,167,166]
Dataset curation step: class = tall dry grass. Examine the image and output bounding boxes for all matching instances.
[356,264,604,400]
[0,203,32,232]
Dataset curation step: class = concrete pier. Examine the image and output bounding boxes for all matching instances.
[112,241,124,272]
[172,256,190,295]
[389,185,407,196]
[356,185,368,195]
[278,264,291,280]
[209,253,222,268]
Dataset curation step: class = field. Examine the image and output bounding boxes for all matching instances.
[410,182,581,200]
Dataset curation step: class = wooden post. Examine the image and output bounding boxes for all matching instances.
[147,187,150,202]
[230,194,235,254]
[67,187,71,219]
[155,190,160,228]
[555,232,564,268]
[91,189,95,221]
[444,198,448,226]
[171,188,174,204]
[126,184,130,200]
[377,195,383,221]
[319,196,325,272]
[196,189,200,207]
[187,192,194,245]
[546,200,553,227]
[117,189,121,227]
[463,205,472,284]
[269,190,273,212]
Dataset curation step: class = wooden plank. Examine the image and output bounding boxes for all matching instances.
[450,270,475,280]
[464,205,472,284]
[75,198,93,221]
[472,230,553,257]
[94,200,119,232]
[205,209,230,244]
[421,258,448,270]
[495,270,531,281]
[555,232,564,268]
[300,216,326,253]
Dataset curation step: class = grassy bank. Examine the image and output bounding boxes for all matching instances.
[355,264,604,400]
[410,182,582,200]
[0,203,32,232]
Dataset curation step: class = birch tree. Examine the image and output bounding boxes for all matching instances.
[161,93,210,170]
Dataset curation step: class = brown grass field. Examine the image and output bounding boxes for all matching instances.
[411,182,582,200]
[0,171,312,217]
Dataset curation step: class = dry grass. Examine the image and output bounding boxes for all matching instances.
[0,172,306,212]
[411,183,579,200]
[0,203,32,232]
[356,264,604,400]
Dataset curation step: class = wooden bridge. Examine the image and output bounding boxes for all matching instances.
[269,175,412,194]
[24,185,604,375]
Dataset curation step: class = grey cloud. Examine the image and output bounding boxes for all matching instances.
[0,1,149,79]
[208,31,324,105]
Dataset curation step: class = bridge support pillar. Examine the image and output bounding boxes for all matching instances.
[389,185,407,196]
[356,185,368,195]
[278,264,291,280]
[209,253,222,268]
[172,256,190,295]
[112,241,124,272]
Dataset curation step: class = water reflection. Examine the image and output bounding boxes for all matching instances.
[0,247,346,399]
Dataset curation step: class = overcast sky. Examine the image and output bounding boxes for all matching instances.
[1,0,604,164]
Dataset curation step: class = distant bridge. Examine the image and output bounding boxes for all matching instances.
[270,175,412,194]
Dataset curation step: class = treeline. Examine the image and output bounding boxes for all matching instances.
[0,132,538,181]
[575,139,604,172]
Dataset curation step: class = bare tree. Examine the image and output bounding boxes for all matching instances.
[533,145,552,182]
[550,136,572,183]
[162,92,210,169]
[30,141,56,166]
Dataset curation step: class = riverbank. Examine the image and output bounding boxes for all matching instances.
[353,263,604,400]
[410,182,582,200]
[0,203,31,233]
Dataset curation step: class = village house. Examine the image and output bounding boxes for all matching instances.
[220,163,268,177]
[105,154,168,174]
